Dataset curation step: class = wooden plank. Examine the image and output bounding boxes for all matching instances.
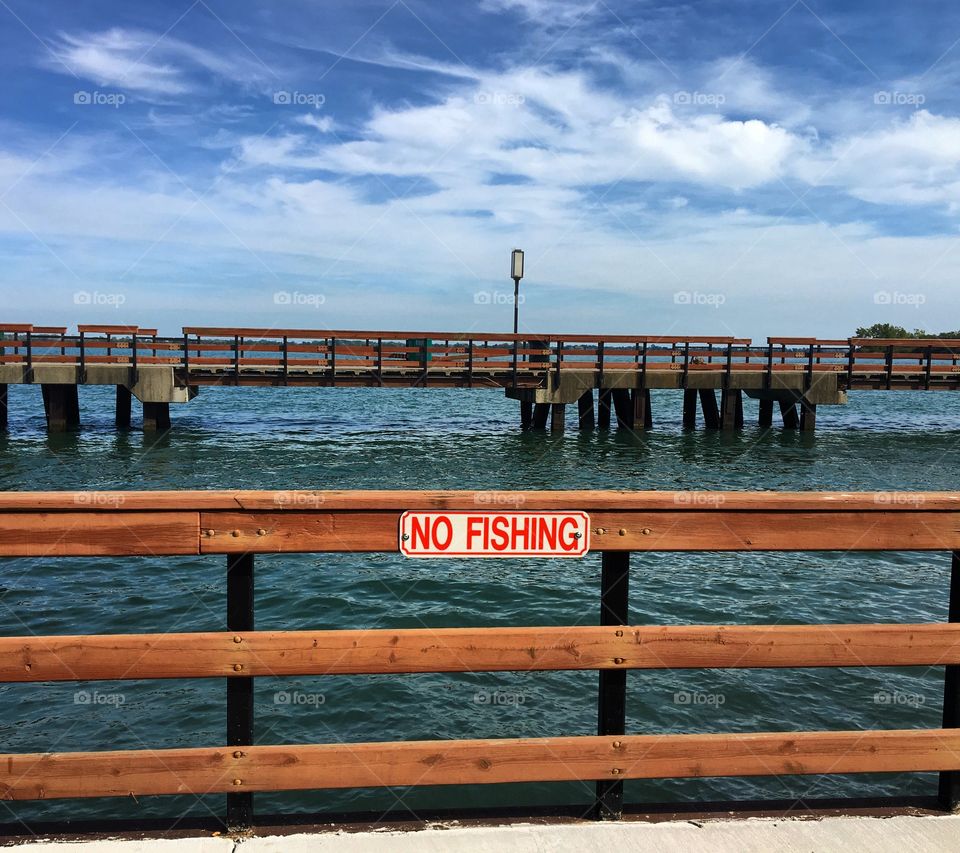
[7,623,960,682]
[0,512,199,556]
[2,490,959,512]
[3,729,960,800]
[200,509,960,552]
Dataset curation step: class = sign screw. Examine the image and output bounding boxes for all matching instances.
[574,532,582,539]
[401,534,410,541]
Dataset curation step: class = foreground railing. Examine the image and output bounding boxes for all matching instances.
[2,490,960,831]
[3,325,959,389]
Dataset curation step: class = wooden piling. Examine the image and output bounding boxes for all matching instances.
[800,401,817,432]
[550,403,566,433]
[780,399,800,429]
[520,400,533,430]
[532,402,550,429]
[143,402,171,432]
[0,384,6,431]
[577,390,595,430]
[598,389,612,430]
[631,389,652,430]
[720,389,741,431]
[699,389,720,429]
[758,399,774,428]
[115,386,132,430]
[682,389,697,429]
[42,385,80,433]
[612,390,632,429]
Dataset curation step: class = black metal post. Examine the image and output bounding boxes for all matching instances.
[595,550,629,820]
[282,336,289,385]
[940,551,960,811]
[233,335,241,385]
[182,333,190,374]
[226,553,254,830]
[765,343,773,391]
[329,337,337,385]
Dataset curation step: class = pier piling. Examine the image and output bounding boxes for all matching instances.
[532,403,550,429]
[780,399,800,429]
[612,390,632,429]
[520,400,533,430]
[41,384,80,432]
[682,389,697,429]
[115,386,132,430]
[758,399,774,428]
[0,384,6,431]
[598,390,612,430]
[550,403,565,432]
[699,389,721,429]
[800,401,817,432]
[577,390,595,430]
[142,401,171,432]
[631,389,652,430]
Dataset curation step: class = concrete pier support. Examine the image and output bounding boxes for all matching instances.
[550,403,565,432]
[612,390,632,429]
[0,383,6,431]
[682,389,697,429]
[779,399,800,429]
[577,390,595,430]
[699,389,720,429]
[800,401,817,432]
[758,398,774,428]
[143,401,171,432]
[597,389,612,429]
[520,400,533,430]
[631,389,652,430]
[116,385,132,429]
[42,384,80,432]
[532,402,550,429]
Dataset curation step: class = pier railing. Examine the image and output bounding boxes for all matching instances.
[2,325,959,389]
[2,490,960,830]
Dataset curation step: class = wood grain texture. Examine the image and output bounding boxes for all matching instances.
[3,624,960,682]
[3,729,959,799]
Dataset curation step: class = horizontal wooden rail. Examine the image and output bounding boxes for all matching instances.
[4,623,960,681]
[3,729,960,800]
[1,491,959,556]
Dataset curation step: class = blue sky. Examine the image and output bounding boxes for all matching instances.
[2,0,960,338]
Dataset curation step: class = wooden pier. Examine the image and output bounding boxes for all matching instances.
[1,489,960,836]
[2,324,960,432]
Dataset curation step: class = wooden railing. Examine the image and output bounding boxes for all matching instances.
[2,490,960,829]
[2,326,960,389]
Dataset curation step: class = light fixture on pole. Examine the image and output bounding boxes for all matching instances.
[510,248,524,383]
[510,249,524,335]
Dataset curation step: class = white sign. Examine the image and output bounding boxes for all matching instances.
[399,511,590,558]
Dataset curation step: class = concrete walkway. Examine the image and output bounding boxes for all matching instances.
[11,814,960,852]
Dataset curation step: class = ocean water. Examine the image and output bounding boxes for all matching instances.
[1,383,959,825]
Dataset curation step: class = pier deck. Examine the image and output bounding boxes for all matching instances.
[2,324,959,431]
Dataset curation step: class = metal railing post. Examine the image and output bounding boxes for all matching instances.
[595,550,629,820]
[226,552,254,830]
[940,551,960,811]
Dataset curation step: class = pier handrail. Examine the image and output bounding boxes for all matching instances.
[2,489,960,830]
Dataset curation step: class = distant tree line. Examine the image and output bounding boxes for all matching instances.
[855,323,960,339]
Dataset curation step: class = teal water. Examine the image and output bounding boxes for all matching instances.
[1,384,959,824]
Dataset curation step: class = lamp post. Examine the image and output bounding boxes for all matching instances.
[510,249,524,384]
